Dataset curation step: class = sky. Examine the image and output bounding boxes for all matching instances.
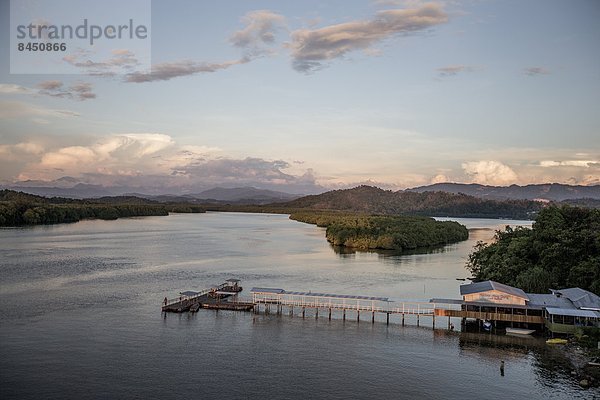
[0,0,599,194]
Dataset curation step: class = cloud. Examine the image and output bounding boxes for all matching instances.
[230,10,286,55]
[0,84,32,94]
[37,80,96,101]
[172,157,319,192]
[462,160,518,185]
[124,58,249,83]
[288,3,448,72]
[0,100,80,119]
[437,64,477,77]
[37,80,63,91]
[59,12,282,84]
[524,67,550,76]
[27,133,176,178]
[0,142,45,160]
[63,48,139,76]
[7,133,320,193]
[0,81,95,101]
[430,174,449,184]
[539,160,598,168]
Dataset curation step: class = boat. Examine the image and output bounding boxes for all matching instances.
[483,320,492,331]
[506,327,536,336]
[189,303,200,313]
[546,338,568,345]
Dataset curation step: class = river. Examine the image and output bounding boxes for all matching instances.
[0,213,593,399]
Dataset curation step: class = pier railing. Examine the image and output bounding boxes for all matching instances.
[164,283,228,307]
[252,292,435,315]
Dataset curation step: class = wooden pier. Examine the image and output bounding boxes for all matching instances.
[161,279,248,313]
[163,280,598,335]
[250,288,437,326]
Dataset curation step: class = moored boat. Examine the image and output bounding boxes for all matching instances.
[506,327,536,336]
[546,338,568,344]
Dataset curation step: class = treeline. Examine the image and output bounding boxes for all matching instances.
[0,190,205,226]
[290,211,469,251]
[279,185,541,219]
[466,206,600,295]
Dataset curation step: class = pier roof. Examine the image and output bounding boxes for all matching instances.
[460,281,528,300]
[179,291,199,297]
[545,307,600,318]
[250,287,388,302]
[284,291,389,302]
[551,288,600,310]
[251,287,285,294]
[527,293,575,309]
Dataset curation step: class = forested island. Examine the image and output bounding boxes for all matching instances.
[290,212,469,251]
[0,190,205,226]
[467,206,600,295]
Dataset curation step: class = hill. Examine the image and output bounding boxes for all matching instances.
[466,205,600,295]
[192,186,299,204]
[407,183,600,201]
[275,185,542,219]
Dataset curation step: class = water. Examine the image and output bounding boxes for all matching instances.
[0,213,592,399]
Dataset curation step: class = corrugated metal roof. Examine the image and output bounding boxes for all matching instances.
[283,291,389,302]
[553,288,600,310]
[250,288,388,302]
[430,298,464,305]
[250,287,285,294]
[527,294,576,309]
[459,281,528,300]
[179,291,199,297]
[545,307,600,318]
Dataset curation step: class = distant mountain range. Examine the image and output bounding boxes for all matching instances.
[0,179,300,205]
[191,187,299,203]
[2,177,599,204]
[407,183,600,201]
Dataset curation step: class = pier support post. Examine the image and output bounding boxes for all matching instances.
[316,308,319,319]
[432,314,435,329]
[302,307,305,318]
[357,310,360,323]
[448,316,451,329]
[329,308,332,321]
[386,313,390,326]
[290,306,293,317]
[402,314,405,326]
[372,312,375,324]
[343,309,346,322]
[417,314,420,327]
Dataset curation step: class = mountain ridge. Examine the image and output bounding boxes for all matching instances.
[407,182,600,201]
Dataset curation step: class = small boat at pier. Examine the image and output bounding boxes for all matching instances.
[505,327,535,336]
[546,338,568,345]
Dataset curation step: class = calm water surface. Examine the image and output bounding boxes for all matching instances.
[0,213,593,399]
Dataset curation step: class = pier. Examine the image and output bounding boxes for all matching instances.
[161,279,252,312]
[251,288,436,326]
[162,280,600,334]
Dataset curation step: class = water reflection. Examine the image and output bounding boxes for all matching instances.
[0,213,588,399]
